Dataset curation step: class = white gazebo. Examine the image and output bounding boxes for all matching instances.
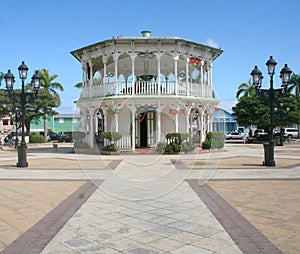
[71,31,223,151]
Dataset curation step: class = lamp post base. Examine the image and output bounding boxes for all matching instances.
[17,144,28,167]
[264,159,276,167]
[263,141,276,167]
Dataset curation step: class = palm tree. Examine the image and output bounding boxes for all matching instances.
[236,79,256,99]
[0,72,4,87]
[39,69,64,140]
[289,73,300,97]
[289,73,300,136]
[74,82,82,88]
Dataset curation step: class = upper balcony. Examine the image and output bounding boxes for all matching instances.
[80,80,213,99]
[72,31,222,102]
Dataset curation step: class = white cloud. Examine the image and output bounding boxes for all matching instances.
[218,100,237,113]
[205,38,220,48]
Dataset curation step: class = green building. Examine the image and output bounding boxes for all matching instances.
[30,114,82,134]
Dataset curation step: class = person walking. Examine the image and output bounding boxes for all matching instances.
[7,131,13,147]
[0,132,3,150]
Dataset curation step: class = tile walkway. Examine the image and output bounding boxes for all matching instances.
[0,141,299,253]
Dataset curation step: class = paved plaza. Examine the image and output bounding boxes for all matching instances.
[0,141,299,254]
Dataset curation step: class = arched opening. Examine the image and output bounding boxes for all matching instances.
[95,109,105,145]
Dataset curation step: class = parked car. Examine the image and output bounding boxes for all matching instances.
[225,131,246,140]
[253,129,267,138]
[49,133,72,142]
[282,128,299,139]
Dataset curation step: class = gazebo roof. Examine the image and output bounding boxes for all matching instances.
[71,32,223,62]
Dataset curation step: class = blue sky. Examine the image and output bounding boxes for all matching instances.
[1,0,299,113]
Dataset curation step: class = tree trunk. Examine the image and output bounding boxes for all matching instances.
[25,121,30,137]
[44,114,48,141]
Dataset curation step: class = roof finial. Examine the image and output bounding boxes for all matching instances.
[141,31,151,37]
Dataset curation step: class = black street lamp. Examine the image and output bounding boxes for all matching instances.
[250,56,292,166]
[4,61,41,167]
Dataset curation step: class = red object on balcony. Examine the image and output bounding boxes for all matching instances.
[189,57,201,66]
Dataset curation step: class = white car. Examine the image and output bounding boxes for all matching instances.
[283,128,299,138]
[225,131,246,140]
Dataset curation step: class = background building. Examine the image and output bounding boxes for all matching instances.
[212,108,238,133]
[30,114,82,134]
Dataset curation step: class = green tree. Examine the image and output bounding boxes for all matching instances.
[232,95,269,128]
[23,70,63,137]
[233,92,300,130]
[236,79,256,99]
[0,72,4,86]
[74,82,82,88]
[289,73,300,97]
[38,69,64,140]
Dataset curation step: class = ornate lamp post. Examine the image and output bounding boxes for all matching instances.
[4,61,41,167]
[250,56,292,166]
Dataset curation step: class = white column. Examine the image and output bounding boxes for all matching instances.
[157,111,161,142]
[186,110,190,134]
[201,62,204,97]
[200,111,205,142]
[131,110,135,152]
[103,60,107,86]
[174,56,179,95]
[85,115,90,145]
[186,58,189,96]
[81,64,85,87]
[89,59,93,98]
[131,55,135,95]
[175,113,178,133]
[115,113,118,132]
[89,114,94,148]
[114,58,118,95]
[209,62,213,97]
[104,112,107,132]
[157,55,161,95]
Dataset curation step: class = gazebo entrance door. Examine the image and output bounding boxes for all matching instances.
[135,112,156,148]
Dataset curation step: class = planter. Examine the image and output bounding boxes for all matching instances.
[163,152,180,155]
[100,150,119,155]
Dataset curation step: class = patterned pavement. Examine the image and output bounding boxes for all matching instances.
[0,141,299,253]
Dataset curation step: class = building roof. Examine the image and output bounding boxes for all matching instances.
[213,108,237,122]
[70,32,223,62]
[54,114,81,119]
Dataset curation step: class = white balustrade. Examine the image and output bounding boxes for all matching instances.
[103,135,131,149]
[117,135,131,149]
[81,81,211,98]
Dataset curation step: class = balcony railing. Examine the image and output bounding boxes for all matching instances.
[81,81,212,98]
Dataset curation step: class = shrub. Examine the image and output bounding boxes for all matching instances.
[165,133,182,144]
[156,142,167,153]
[101,132,122,144]
[181,133,190,141]
[201,140,211,149]
[165,141,181,153]
[101,132,122,152]
[30,134,45,143]
[181,141,196,153]
[102,144,118,152]
[164,133,195,153]
[202,132,225,149]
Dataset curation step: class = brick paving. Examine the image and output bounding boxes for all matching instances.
[0,141,299,253]
[0,179,85,248]
[208,179,300,254]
